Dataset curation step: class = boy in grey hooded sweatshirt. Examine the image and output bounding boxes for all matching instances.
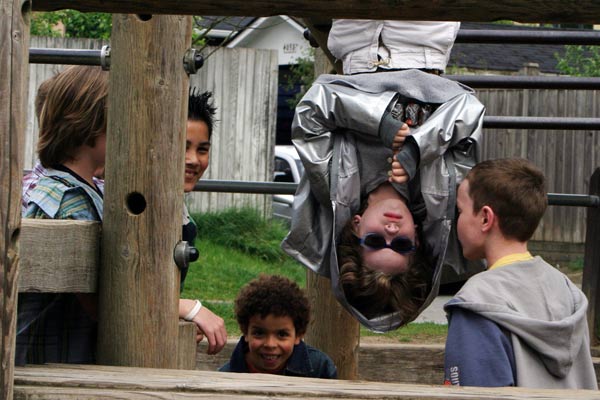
[444,158,597,389]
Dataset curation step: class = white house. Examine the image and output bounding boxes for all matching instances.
[225,16,311,66]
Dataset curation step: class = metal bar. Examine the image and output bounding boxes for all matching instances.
[548,193,600,207]
[483,116,600,130]
[194,179,297,194]
[29,48,101,65]
[28,49,600,91]
[194,180,600,207]
[447,75,600,90]
[456,29,600,45]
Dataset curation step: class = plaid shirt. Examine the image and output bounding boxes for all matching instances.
[17,168,103,365]
[22,162,104,214]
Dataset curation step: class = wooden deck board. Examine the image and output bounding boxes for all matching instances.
[14,364,600,399]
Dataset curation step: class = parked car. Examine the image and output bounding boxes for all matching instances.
[272,145,303,223]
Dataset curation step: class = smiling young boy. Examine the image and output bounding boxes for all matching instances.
[219,275,337,378]
[444,158,597,389]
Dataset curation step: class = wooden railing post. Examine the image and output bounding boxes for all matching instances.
[97,14,192,368]
[583,168,600,346]
[0,1,29,399]
[302,48,360,380]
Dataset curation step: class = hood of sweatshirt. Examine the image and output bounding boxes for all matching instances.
[445,257,588,379]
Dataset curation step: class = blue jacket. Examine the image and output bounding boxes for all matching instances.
[219,336,337,379]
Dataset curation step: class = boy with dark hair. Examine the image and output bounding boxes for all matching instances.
[178,89,227,355]
[219,275,337,378]
[444,158,597,389]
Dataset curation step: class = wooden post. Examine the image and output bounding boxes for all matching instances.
[303,48,360,380]
[304,273,360,379]
[0,1,29,399]
[583,168,600,346]
[97,14,192,368]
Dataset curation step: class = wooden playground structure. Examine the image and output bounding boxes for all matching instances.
[2,1,600,399]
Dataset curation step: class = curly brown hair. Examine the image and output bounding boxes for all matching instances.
[338,219,432,321]
[235,274,310,336]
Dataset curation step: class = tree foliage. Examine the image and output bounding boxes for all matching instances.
[284,48,315,110]
[31,11,112,39]
[556,45,600,77]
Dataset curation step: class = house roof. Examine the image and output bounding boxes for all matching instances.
[451,22,570,74]
[195,16,256,42]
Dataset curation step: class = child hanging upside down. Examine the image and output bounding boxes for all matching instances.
[282,70,485,331]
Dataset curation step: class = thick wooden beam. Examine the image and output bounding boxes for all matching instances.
[13,364,600,399]
[19,219,100,293]
[31,0,600,23]
[583,168,600,346]
[1,0,29,399]
[97,14,192,368]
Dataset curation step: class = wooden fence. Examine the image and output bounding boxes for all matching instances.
[478,85,600,244]
[186,46,278,217]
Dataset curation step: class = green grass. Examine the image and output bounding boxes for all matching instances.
[183,207,446,343]
[361,323,447,344]
[567,256,584,271]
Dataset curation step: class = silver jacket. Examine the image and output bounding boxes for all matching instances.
[281,70,485,332]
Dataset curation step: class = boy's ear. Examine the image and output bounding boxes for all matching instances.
[294,332,304,345]
[480,206,495,233]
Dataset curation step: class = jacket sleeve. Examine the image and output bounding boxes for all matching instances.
[393,93,484,181]
[291,82,397,205]
[444,308,516,387]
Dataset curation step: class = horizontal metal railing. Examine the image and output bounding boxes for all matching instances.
[193,179,600,207]
[446,75,600,90]
[456,29,600,45]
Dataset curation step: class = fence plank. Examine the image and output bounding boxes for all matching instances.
[478,87,600,244]
[186,46,278,217]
